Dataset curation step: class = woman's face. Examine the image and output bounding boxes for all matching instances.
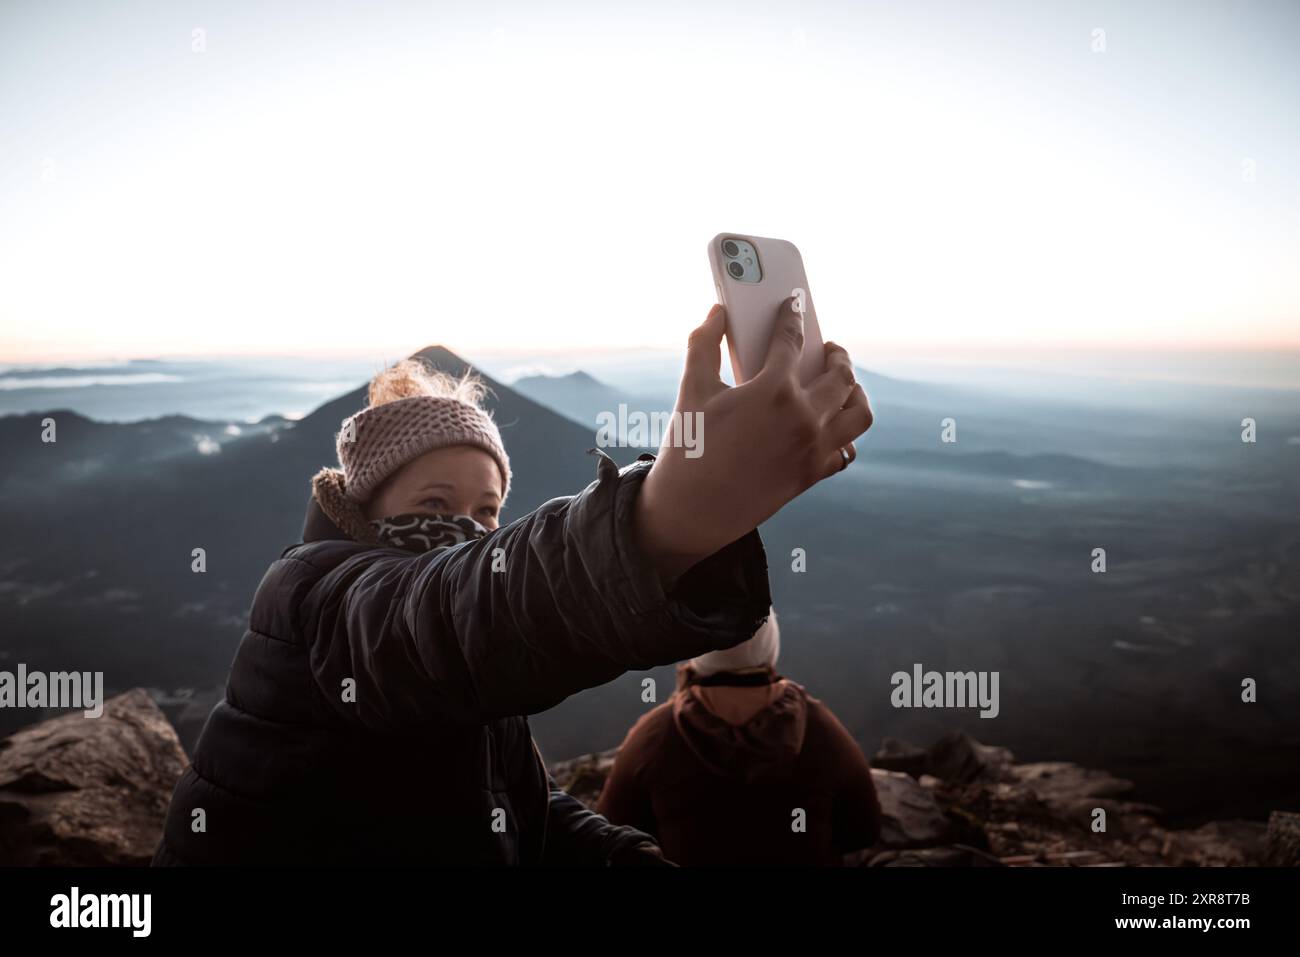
[363,445,504,530]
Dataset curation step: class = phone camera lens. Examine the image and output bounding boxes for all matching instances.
[722,240,740,258]
[727,261,744,279]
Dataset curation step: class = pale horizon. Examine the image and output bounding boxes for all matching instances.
[5,342,1300,394]
[3,0,1299,362]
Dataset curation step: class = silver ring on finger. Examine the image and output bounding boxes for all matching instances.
[838,446,851,472]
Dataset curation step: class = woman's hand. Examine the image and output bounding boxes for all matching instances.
[635,297,873,581]
[607,841,677,867]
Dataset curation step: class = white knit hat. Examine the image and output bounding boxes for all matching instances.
[689,607,780,677]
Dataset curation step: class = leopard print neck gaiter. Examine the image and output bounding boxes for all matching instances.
[368,513,490,554]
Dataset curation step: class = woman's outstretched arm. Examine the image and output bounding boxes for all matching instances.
[300,300,872,729]
[301,445,771,728]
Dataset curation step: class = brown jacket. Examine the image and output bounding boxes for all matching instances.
[597,663,882,866]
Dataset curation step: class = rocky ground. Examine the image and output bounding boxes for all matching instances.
[0,689,187,865]
[1,689,1295,866]
[553,732,1298,867]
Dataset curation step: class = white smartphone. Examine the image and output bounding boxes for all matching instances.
[708,233,827,385]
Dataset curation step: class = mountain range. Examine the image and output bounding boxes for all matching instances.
[1,347,1297,826]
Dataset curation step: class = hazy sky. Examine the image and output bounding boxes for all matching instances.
[2,0,1298,363]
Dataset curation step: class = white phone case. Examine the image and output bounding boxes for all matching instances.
[708,233,826,385]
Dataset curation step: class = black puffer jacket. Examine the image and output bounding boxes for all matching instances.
[153,449,771,865]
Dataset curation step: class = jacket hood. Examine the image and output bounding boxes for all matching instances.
[309,467,383,546]
[671,665,809,781]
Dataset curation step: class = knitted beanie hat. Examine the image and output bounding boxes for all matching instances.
[310,359,511,545]
[336,394,511,504]
[689,607,780,677]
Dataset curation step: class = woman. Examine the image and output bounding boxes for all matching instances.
[597,608,884,866]
[152,298,873,865]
